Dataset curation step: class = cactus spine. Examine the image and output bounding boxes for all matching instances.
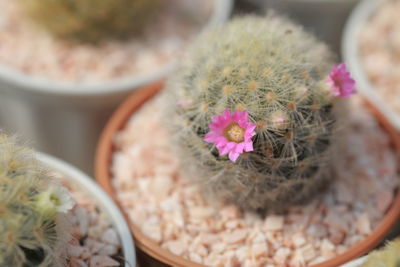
[165,15,340,212]
[0,134,74,267]
[20,0,160,43]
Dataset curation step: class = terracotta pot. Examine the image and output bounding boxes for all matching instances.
[95,81,400,267]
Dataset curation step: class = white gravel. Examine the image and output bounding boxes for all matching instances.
[65,180,123,267]
[0,0,211,84]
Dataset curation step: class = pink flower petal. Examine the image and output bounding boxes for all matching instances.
[220,142,236,155]
[229,151,240,162]
[234,143,245,153]
[327,63,357,98]
[244,141,253,152]
[204,132,218,143]
[215,137,228,148]
[223,109,231,119]
[241,110,249,120]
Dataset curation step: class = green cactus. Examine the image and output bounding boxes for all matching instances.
[165,15,341,212]
[0,134,74,267]
[361,239,400,267]
[20,0,160,43]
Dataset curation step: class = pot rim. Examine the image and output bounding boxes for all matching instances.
[247,0,359,6]
[341,256,367,267]
[95,82,400,267]
[0,0,233,97]
[38,152,136,267]
[342,0,400,131]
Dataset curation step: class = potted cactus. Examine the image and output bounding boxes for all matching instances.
[0,134,135,266]
[95,15,400,266]
[0,0,233,174]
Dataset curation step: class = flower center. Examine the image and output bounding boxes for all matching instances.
[224,122,245,143]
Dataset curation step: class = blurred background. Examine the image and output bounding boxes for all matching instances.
[0,0,361,176]
[236,0,359,55]
[0,0,399,262]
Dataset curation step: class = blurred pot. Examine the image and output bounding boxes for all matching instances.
[0,0,233,175]
[342,0,400,131]
[341,257,366,267]
[241,0,359,54]
[38,152,136,266]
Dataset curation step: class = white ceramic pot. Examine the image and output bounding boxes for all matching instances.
[37,152,136,267]
[243,0,359,54]
[342,0,400,131]
[0,0,233,175]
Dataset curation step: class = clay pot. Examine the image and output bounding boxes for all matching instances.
[95,81,400,267]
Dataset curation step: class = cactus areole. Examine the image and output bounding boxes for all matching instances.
[165,15,356,212]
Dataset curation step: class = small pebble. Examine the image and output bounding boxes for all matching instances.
[264,215,284,231]
[165,240,186,256]
[65,180,122,266]
[223,229,248,245]
[90,256,120,267]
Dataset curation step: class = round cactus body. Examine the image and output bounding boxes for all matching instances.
[0,135,74,266]
[166,15,342,212]
[20,0,160,43]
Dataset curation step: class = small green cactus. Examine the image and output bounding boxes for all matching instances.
[20,0,160,43]
[361,239,400,267]
[0,134,74,267]
[165,15,343,212]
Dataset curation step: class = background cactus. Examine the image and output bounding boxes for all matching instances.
[165,15,342,212]
[361,239,400,267]
[0,134,73,266]
[19,0,160,43]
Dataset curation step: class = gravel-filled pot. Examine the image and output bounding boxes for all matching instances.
[96,15,400,267]
[0,0,233,174]
[39,152,136,266]
[95,82,400,267]
[343,0,400,131]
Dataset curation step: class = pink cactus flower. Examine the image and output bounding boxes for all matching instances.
[327,63,357,98]
[204,109,256,162]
